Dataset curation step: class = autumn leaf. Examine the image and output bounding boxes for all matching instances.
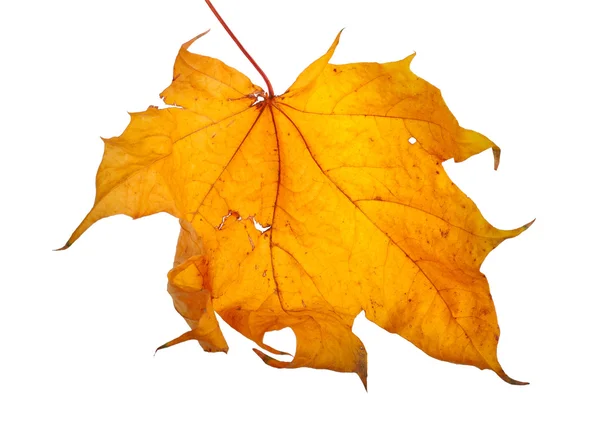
[62,1,531,388]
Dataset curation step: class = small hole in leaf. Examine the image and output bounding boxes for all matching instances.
[253,217,271,233]
[408,137,417,144]
[252,94,265,106]
[218,212,232,229]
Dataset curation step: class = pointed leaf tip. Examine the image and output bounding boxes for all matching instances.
[493,145,501,170]
[154,343,169,356]
[253,348,274,365]
[500,374,529,386]
[182,29,211,51]
[155,331,196,354]
[53,242,71,251]
[405,52,417,64]
[359,372,368,392]
[523,218,536,230]
[508,218,536,239]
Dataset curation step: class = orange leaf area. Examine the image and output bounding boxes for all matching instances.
[65,31,531,388]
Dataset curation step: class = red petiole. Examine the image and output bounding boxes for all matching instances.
[205,0,275,98]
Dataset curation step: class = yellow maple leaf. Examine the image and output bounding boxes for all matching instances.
[62,1,531,388]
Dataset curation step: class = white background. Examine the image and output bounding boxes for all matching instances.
[1,0,598,437]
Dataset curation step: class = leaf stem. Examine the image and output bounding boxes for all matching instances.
[204,0,275,97]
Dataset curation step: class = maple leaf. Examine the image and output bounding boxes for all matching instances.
[62,1,531,388]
